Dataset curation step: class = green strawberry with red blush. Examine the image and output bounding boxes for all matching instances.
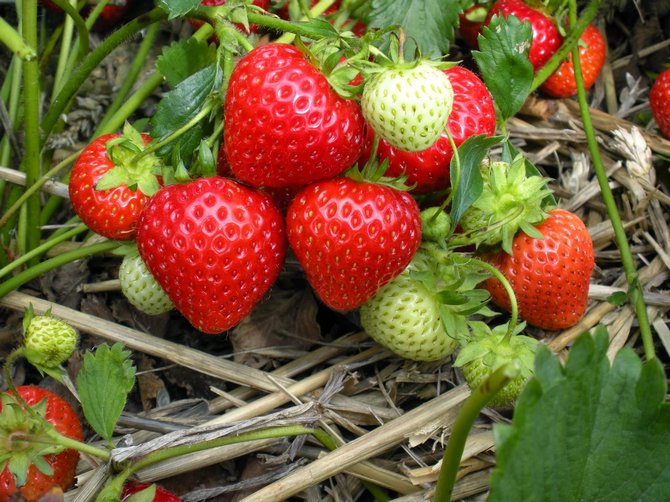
[485,0,561,71]
[136,177,287,334]
[119,252,174,316]
[650,67,670,140]
[540,23,607,98]
[359,65,496,194]
[483,208,595,331]
[223,43,364,188]
[0,386,83,501]
[69,124,162,241]
[286,175,422,310]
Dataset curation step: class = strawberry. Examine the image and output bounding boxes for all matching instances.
[650,67,670,140]
[121,481,182,501]
[485,0,561,71]
[454,321,538,407]
[23,310,78,370]
[361,61,454,152]
[68,125,162,241]
[359,66,496,194]
[359,262,460,361]
[119,253,174,316]
[482,208,595,331]
[459,3,489,49]
[0,386,83,501]
[135,177,287,334]
[286,176,421,310]
[223,43,364,188]
[540,23,607,98]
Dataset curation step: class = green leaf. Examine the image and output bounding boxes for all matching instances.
[489,328,670,501]
[156,0,200,20]
[156,39,217,87]
[473,14,534,124]
[150,63,222,165]
[366,0,461,59]
[76,343,136,442]
[450,134,504,225]
[606,290,628,306]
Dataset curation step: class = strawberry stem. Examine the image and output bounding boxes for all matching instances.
[439,128,460,211]
[567,0,654,360]
[434,363,518,501]
[469,257,519,342]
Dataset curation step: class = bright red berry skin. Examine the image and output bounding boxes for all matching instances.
[540,24,606,98]
[286,178,422,310]
[121,481,182,501]
[485,0,561,71]
[223,43,365,188]
[0,386,83,501]
[359,66,496,194]
[136,177,287,334]
[483,209,595,331]
[650,67,670,140]
[69,133,153,241]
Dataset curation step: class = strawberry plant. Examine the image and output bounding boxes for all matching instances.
[0,0,668,499]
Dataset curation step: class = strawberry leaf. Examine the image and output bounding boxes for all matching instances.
[366,0,464,59]
[473,14,534,124]
[156,0,200,19]
[490,327,670,501]
[156,39,216,87]
[450,134,504,226]
[150,63,222,166]
[76,343,136,442]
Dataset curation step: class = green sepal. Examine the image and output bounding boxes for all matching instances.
[8,453,32,487]
[126,484,158,502]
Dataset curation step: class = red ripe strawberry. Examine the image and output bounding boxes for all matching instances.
[359,66,496,194]
[136,177,287,334]
[286,177,422,310]
[223,43,365,188]
[0,386,83,501]
[69,128,162,241]
[483,209,595,331]
[121,481,182,501]
[540,24,606,98]
[650,67,670,140]
[485,0,561,71]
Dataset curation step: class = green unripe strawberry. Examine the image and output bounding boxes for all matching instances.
[459,155,552,254]
[362,61,454,152]
[23,314,78,369]
[454,322,538,407]
[360,266,459,361]
[420,207,451,243]
[119,254,174,315]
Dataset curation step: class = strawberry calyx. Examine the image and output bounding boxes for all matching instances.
[459,154,553,254]
[344,154,414,192]
[454,321,538,406]
[0,395,64,487]
[94,123,162,197]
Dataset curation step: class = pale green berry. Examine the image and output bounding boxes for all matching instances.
[24,316,78,369]
[360,269,459,361]
[119,254,174,315]
[362,62,453,152]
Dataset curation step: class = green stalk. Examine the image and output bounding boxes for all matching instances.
[0,16,36,61]
[0,57,23,168]
[470,257,519,341]
[274,0,337,43]
[0,151,80,228]
[21,0,42,260]
[0,224,88,280]
[48,0,90,94]
[433,364,517,502]
[0,240,119,298]
[40,7,168,143]
[531,0,600,92]
[566,0,654,359]
[96,23,159,132]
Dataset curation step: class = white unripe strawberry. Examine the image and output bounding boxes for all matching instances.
[119,254,174,315]
[362,61,454,152]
